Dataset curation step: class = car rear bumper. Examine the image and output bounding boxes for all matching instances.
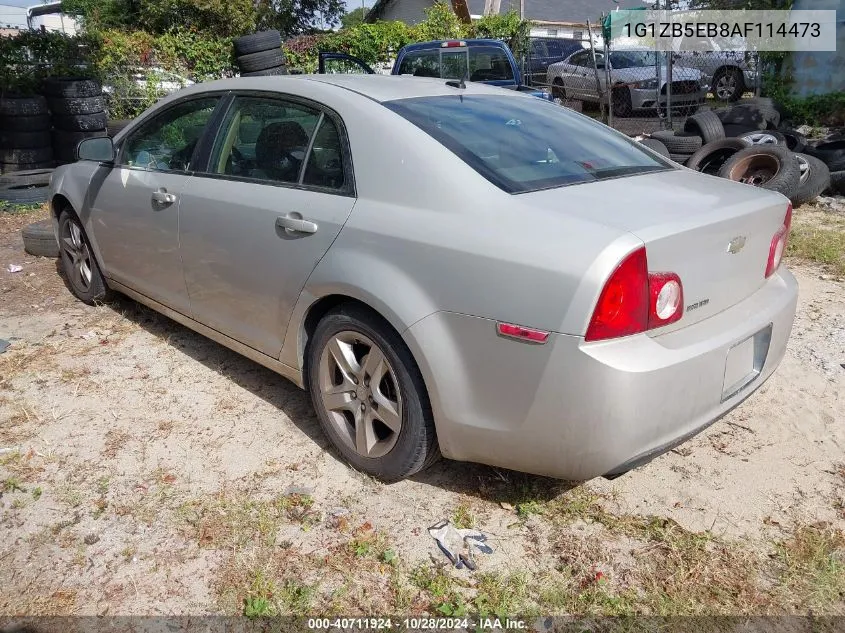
[404,267,797,481]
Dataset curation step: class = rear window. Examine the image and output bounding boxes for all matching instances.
[396,46,514,82]
[384,95,672,194]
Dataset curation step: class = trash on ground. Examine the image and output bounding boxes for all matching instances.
[428,519,493,570]
[0,339,9,354]
[7,264,22,273]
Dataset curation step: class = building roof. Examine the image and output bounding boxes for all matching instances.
[367,0,650,25]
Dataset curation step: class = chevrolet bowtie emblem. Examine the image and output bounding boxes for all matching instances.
[727,236,747,254]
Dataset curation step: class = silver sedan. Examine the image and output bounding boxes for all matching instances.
[49,75,797,482]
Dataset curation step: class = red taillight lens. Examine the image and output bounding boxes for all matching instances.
[765,204,792,278]
[647,272,684,329]
[496,322,550,343]
[586,247,685,342]
[585,247,649,342]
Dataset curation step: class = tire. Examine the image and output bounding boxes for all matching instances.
[0,146,52,164]
[0,114,50,131]
[52,111,108,132]
[710,67,745,103]
[780,129,807,153]
[551,78,566,100]
[241,66,288,77]
[22,219,59,257]
[639,138,670,158]
[611,86,633,118]
[737,130,787,147]
[827,171,845,195]
[107,119,132,137]
[792,153,831,207]
[47,96,105,116]
[670,153,693,165]
[0,95,48,117]
[233,30,282,56]
[53,129,107,148]
[0,168,52,188]
[721,103,780,131]
[0,176,50,205]
[306,304,439,482]
[1,161,54,173]
[718,145,800,198]
[42,77,102,99]
[722,123,758,138]
[683,110,725,144]
[58,209,110,304]
[650,130,703,154]
[237,49,286,73]
[0,130,52,149]
[804,140,845,172]
[685,138,750,175]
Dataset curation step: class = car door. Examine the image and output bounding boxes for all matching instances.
[89,95,223,314]
[561,51,589,98]
[178,94,356,357]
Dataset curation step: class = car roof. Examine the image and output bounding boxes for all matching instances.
[177,74,518,104]
[400,38,505,52]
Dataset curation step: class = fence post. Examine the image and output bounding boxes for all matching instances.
[666,50,673,128]
[586,19,605,123]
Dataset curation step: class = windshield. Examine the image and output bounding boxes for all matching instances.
[384,95,671,194]
[609,50,657,69]
[396,46,514,81]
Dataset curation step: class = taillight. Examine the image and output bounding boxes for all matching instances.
[585,247,684,342]
[441,40,467,48]
[496,322,550,343]
[765,203,792,278]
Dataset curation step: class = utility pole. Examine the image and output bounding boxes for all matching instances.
[520,0,524,19]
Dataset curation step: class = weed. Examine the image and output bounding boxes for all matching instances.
[2,477,25,493]
[474,572,532,620]
[31,486,42,501]
[774,526,845,611]
[452,502,476,529]
[787,211,845,275]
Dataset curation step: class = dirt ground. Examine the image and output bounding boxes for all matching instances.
[0,205,843,620]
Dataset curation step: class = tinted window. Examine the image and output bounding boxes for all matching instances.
[385,95,671,194]
[210,96,319,185]
[569,51,590,67]
[610,50,657,69]
[397,46,513,81]
[121,97,219,171]
[302,117,346,190]
[469,47,513,82]
[397,50,439,77]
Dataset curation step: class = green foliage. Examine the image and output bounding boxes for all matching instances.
[0,30,96,95]
[763,72,845,127]
[411,1,464,41]
[341,7,368,29]
[256,0,346,35]
[472,11,531,58]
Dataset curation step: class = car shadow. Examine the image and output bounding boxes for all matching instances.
[61,274,579,502]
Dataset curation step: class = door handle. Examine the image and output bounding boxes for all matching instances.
[151,188,176,204]
[276,213,318,234]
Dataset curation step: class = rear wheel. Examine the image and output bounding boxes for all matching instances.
[551,78,566,100]
[58,210,110,304]
[711,67,744,102]
[307,304,439,482]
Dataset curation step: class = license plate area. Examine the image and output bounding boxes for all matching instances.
[721,324,772,402]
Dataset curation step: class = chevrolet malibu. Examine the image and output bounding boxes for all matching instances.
[49,75,797,482]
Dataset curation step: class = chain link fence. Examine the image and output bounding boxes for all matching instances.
[523,36,762,138]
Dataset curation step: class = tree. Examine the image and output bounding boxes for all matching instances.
[255,0,346,35]
[341,6,368,29]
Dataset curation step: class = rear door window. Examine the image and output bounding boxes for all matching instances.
[469,47,513,81]
[397,50,440,77]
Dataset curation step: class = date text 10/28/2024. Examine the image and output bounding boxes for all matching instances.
[308,618,529,630]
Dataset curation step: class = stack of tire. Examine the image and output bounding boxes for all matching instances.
[637,100,839,208]
[234,30,287,77]
[45,77,108,166]
[0,95,54,174]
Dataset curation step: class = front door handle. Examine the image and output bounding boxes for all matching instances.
[152,188,176,204]
[276,213,318,234]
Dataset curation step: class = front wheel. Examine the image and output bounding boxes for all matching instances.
[611,86,633,118]
[307,304,439,482]
[551,78,567,100]
[711,67,745,103]
[58,209,110,304]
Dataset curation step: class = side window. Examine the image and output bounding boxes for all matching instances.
[569,51,588,67]
[210,96,320,185]
[397,50,440,77]
[302,116,346,191]
[546,40,563,57]
[120,97,219,171]
[469,47,514,82]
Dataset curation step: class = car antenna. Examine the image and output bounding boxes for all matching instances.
[446,70,468,90]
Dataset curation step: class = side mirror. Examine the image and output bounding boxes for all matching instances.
[77,136,115,162]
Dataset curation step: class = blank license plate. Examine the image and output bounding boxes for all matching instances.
[721,326,771,402]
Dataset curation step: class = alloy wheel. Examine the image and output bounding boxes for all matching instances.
[318,331,403,459]
[715,72,737,101]
[61,218,93,292]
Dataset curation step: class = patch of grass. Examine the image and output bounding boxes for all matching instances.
[410,563,468,616]
[1,202,44,215]
[452,502,476,529]
[787,211,845,275]
[345,522,391,562]
[55,484,83,508]
[474,572,533,620]
[774,526,845,612]
[2,476,25,493]
[31,486,42,501]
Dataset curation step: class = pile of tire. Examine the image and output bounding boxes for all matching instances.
[0,95,54,175]
[637,100,842,208]
[45,77,108,166]
[234,30,288,77]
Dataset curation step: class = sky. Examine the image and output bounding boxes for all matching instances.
[0,0,375,28]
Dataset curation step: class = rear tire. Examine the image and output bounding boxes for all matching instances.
[58,209,110,304]
[307,304,439,482]
[718,145,801,198]
[22,219,59,257]
[711,67,745,103]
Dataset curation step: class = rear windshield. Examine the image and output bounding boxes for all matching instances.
[396,46,514,82]
[384,95,672,194]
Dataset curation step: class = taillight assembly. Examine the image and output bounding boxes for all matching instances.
[765,203,792,278]
[585,247,684,342]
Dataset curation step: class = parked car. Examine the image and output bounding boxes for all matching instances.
[102,67,194,99]
[526,37,586,87]
[672,35,757,102]
[49,75,797,482]
[319,39,552,100]
[548,47,708,117]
